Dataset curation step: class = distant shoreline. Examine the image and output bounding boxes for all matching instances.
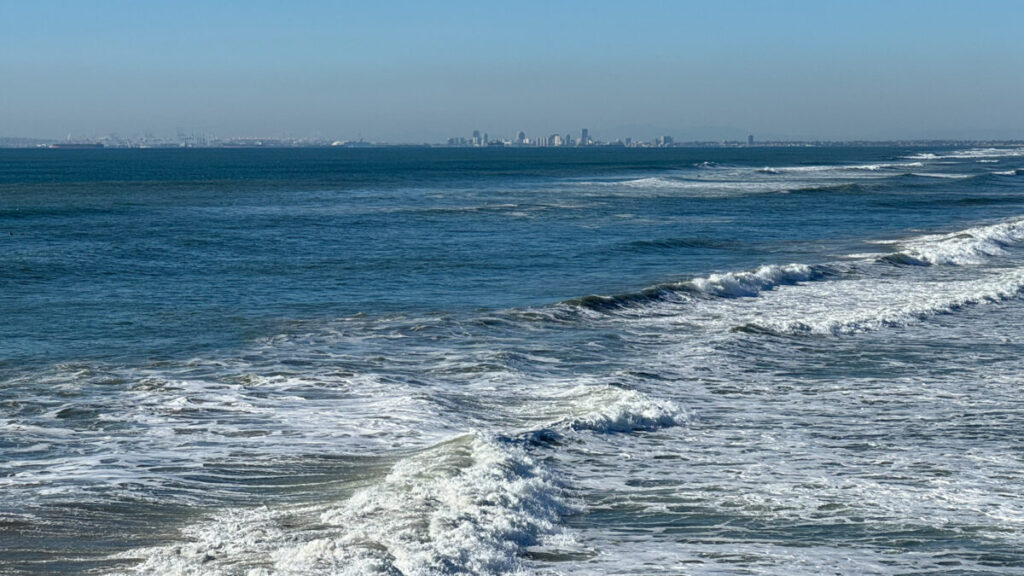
[2,139,1023,150]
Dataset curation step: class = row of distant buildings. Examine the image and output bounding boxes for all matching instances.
[6,132,1020,150]
[445,129,698,148]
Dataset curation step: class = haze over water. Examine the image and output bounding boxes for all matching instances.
[3,146,1024,574]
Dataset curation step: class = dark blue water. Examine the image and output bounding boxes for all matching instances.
[3,147,1024,575]
[4,147,1017,365]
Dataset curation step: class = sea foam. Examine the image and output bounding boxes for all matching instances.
[111,434,570,576]
[743,268,1024,335]
[687,263,828,298]
[560,386,687,433]
[883,218,1024,266]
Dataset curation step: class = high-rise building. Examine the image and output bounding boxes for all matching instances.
[748,134,754,146]
[581,128,589,146]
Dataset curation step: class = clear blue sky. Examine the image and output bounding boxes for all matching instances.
[2,1,1022,141]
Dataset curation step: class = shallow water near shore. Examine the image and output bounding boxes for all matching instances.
[3,146,1024,574]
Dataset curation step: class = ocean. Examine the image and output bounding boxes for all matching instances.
[2,146,1024,575]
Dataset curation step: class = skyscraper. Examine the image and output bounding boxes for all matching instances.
[581,128,589,146]
[748,134,754,146]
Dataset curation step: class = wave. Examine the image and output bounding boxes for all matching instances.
[909,172,974,179]
[111,434,571,576]
[555,217,1024,343]
[566,263,838,315]
[879,217,1024,266]
[560,264,846,320]
[618,176,692,188]
[742,268,1024,336]
[558,385,686,434]
[755,162,923,174]
[906,147,1024,160]
[559,217,1024,333]
[688,263,835,297]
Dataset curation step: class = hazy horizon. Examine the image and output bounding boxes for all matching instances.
[2,1,1022,143]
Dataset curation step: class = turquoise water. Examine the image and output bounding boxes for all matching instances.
[2,146,1024,574]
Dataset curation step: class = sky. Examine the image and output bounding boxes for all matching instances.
[2,0,1023,142]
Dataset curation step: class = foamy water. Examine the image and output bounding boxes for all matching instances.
[3,146,1024,575]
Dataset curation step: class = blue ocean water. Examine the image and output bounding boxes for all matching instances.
[2,146,1024,574]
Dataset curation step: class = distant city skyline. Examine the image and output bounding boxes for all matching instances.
[2,1,1022,142]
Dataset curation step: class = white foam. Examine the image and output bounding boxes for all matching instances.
[613,177,788,196]
[744,268,1024,335]
[759,161,923,173]
[111,434,571,576]
[558,386,687,433]
[906,147,1024,160]
[0,364,455,506]
[887,217,1024,266]
[688,263,821,297]
[911,172,973,179]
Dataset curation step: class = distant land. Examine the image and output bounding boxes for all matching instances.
[1,134,1022,150]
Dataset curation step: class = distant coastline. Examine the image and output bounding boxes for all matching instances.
[2,136,1022,150]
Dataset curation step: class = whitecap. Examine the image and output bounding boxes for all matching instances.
[559,386,687,433]
[883,217,1024,266]
[109,434,571,576]
[744,268,1024,335]
[687,263,824,298]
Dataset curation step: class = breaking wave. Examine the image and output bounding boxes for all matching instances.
[566,263,837,315]
[111,435,571,576]
[879,217,1024,266]
[742,268,1024,336]
[906,147,1024,160]
[559,386,687,434]
[688,263,834,297]
[756,162,923,174]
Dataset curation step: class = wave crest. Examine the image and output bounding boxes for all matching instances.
[745,269,1024,336]
[562,387,687,433]
[883,218,1024,266]
[688,263,830,297]
[112,435,570,576]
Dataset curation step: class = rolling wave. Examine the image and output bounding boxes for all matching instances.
[741,268,1024,336]
[564,263,839,315]
[557,218,1024,343]
[556,385,687,434]
[879,217,1024,266]
[756,162,923,174]
[688,263,835,297]
[906,147,1024,160]
[111,434,571,576]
